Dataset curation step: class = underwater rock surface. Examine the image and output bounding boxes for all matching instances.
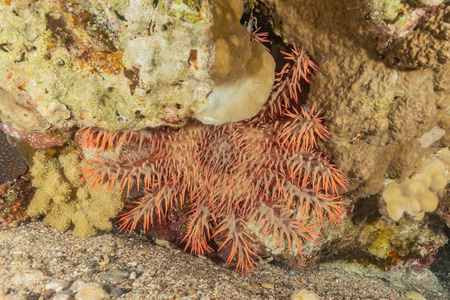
[0,0,274,132]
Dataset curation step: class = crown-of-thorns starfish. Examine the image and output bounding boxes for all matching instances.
[267,43,318,118]
[77,43,348,275]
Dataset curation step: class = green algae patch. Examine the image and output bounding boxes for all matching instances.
[368,0,403,21]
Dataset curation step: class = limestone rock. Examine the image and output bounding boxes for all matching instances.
[0,0,275,133]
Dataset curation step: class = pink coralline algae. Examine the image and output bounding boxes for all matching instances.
[1,122,71,150]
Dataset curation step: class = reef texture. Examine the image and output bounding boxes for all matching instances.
[0,130,28,185]
[0,0,274,134]
[379,4,449,68]
[27,150,124,238]
[257,0,449,281]
[357,216,446,279]
[262,0,449,195]
[0,0,448,281]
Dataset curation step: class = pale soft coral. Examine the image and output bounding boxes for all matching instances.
[28,151,124,238]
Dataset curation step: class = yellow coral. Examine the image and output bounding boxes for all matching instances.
[382,161,448,221]
[28,150,124,237]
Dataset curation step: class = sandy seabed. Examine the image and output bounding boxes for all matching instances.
[0,221,448,300]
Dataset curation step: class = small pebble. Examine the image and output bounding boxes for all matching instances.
[100,269,130,282]
[0,230,14,242]
[154,238,174,249]
[52,293,71,300]
[291,289,320,300]
[405,291,426,300]
[110,287,128,298]
[45,279,69,292]
[70,280,87,293]
[52,294,71,300]
[129,271,137,280]
[41,289,55,299]
[98,255,110,266]
[13,234,24,241]
[261,283,274,289]
[148,283,160,290]
[75,282,110,300]
[102,246,114,253]
[9,267,48,291]
[188,290,197,295]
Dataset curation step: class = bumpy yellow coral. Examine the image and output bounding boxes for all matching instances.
[28,151,124,237]
[382,161,448,221]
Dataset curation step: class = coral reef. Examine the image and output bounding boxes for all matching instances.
[383,5,450,68]
[0,0,446,283]
[27,151,124,238]
[0,0,274,134]
[261,0,448,196]
[255,0,449,283]
[0,130,28,185]
[77,44,347,273]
